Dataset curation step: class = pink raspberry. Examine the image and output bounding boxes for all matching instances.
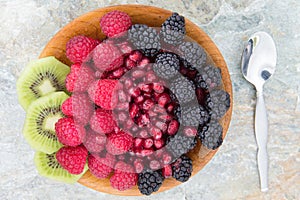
[66,35,99,63]
[56,145,88,174]
[100,10,132,38]
[106,131,133,155]
[83,129,106,153]
[55,117,86,147]
[93,42,123,71]
[89,108,117,134]
[88,79,118,110]
[61,93,93,125]
[110,161,137,191]
[88,153,116,179]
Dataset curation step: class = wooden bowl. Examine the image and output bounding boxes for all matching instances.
[39,5,233,196]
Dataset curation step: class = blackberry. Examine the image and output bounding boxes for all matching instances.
[170,76,196,104]
[128,24,161,57]
[160,12,186,46]
[198,65,222,90]
[181,104,210,127]
[137,170,164,195]
[173,105,181,121]
[194,73,208,90]
[206,89,230,120]
[172,155,193,182]
[166,131,197,158]
[179,41,207,70]
[153,53,180,79]
[198,120,223,150]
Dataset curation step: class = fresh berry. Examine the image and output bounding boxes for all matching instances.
[114,161,134,173]
[66,35,99,63]
[179,41,207,70]
[129,24,161,57]
[167,119,179,135]
[83,129,106,153]
[166,132,197,158]
[160,12,186,45]
[162,164,172,178]
[88,153,115,179]
[65,63,95,92]
[180,104,210,127]
[56,145,88,174]
[172,155,192,182]
[196,65,222,90]
[138,170,164,195]
[55,117,86,147]
[153,52,180,79]
[61,93,93,125]
[110,168,137,191]
[93,42,123,71]
[205,89,230,120]
[89,108,117,134]
[106,131,133,155]
[88,79,118,110]
[170,76,196,104]
[198,120,223,150]
[100,10,132,38]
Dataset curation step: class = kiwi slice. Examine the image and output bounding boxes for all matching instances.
[23,92,69,154]
[17,56,70,110]
[34,151,88,183]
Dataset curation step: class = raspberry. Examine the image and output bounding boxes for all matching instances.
[106,131,133,155]
[89,108,117,134]
[129,24,161,57]
[65,63,95,93]
[100,10,132,38]
[198,120,223,150]
[88,79,118,110]
[179,41,207,70]
[137,170,164,195]
[56,145,88,175]
[170,76,196,104]
[153,52,180,80]
[110,163,137,191]
[55,117,86,147]
[172,155,193,182]
[160,13,186,46]
[83,129,106,153]
[66,35,99,63]
[61,93,93,125]
[93,42,123,71]
[88,153,116,179]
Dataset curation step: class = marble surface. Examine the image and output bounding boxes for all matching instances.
[1,0,299,199]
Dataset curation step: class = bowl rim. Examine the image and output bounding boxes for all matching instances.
[39,4,233,196]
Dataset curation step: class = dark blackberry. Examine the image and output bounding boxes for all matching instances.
[198,120,223,150]
[198,65,222,90]
[153,53,180,79]
[172,155,193,182]
[166,131,197,158]
[173,105,181,121]
[128,24,161,57]
[206,89,230,120]
[160,12,186,46]
[181,104,210,127]
[194,73,208,90]
[170,76,196,104]
[137,170,164,195]
[179,41,207,70]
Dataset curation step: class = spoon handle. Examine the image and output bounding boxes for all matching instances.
[255,90,268,192]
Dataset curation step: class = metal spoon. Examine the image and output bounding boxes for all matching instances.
[241,31,277,192]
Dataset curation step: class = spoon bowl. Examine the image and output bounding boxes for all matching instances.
[241,31,277,192]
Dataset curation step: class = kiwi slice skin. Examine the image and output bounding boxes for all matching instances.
[34,151,88,184]
[23,92,69,154]
[16,56,70,110]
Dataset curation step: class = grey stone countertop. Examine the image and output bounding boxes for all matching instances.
[0,0,299,199]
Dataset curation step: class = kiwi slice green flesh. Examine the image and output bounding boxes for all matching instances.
[34,151,88,183]
[23,92,69,154]
[17,56,70,110]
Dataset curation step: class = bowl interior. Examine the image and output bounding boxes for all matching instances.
[39,5,233,196]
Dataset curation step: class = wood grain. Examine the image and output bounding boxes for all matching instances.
[39,5,233,196]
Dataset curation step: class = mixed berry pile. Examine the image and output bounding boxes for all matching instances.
[19,10,230,195]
